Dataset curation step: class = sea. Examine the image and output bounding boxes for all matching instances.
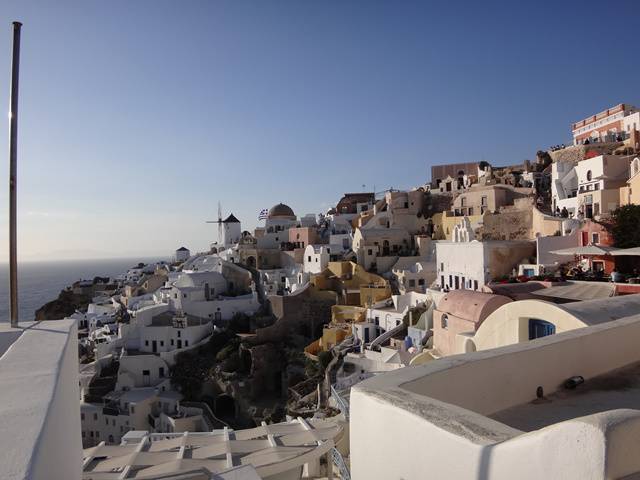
[0,257,167,322]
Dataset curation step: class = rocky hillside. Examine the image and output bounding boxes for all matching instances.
[35,289,92,320]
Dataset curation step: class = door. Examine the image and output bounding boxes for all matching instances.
[177,339,182,349]
[529,319,556,340]
[364,328,370,343]
[152,340,157,353]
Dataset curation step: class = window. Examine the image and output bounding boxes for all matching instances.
[145,340,149,346]
[82,431,85,438]
[171,339,174,346]
[143,369,150,376]
[159,367,165,377]
[177,331,181,338]
[592,233,600,244]
[418,279,425,286]
[481,196,487,206]
[460,197,466,207]
[160,341,164,347]
[183,293,187,298]
[441,314,448,329]
[367,249,373,255]
[130,406,135,414]
[105,418,109,426]
[93,413,98,421]
[528,319,555,340]
[185,340,189,347]
[440,262,444,271]
[81,413,85,421]
[374,316,379,325]
[409,279,416,287]
[586,170,592,181]
[474,280,478,290]
[307,256,311,262]
[174,293,178,299]
[594,183,599,191]
[90,431,94,438]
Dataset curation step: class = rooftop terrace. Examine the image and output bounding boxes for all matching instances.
[491,362,640,432]
[350,313,640,480]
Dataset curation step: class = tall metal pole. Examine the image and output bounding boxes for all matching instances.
[9,22,22,327]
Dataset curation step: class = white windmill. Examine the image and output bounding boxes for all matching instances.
[206,202,224,246]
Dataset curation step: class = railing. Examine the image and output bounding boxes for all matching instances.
[331,447,351,480]
[330,385,350,419]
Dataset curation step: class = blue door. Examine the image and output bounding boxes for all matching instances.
[529,319,556,340]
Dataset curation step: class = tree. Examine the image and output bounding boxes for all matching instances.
[600,205,640,248]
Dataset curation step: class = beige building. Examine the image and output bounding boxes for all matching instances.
[468,294,640,353]
[621,156,640,206]
[451,184,532,216]
[352,226,411,272]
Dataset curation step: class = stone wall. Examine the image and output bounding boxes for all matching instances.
[549,143,620,164]
[480,206,533,240]
[253,286,336,345]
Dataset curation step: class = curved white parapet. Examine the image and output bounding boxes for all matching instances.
[351,313,640,480]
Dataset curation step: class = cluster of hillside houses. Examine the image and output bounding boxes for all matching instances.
[33,103,640,479]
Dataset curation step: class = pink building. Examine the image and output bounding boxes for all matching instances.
[288,226,321,249]
[432,290,512,356]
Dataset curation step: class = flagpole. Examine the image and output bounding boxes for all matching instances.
[9,21,22,327]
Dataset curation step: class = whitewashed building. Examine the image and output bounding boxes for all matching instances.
[175,246,190,262]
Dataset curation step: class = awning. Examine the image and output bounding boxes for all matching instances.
[611,247,640,256]
[549,245,620,256]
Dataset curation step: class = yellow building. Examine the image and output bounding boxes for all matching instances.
[431,211,484,240]
[306,262,391,356]
[620,157,640,206]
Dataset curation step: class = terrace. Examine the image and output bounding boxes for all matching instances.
[350,313,640,480]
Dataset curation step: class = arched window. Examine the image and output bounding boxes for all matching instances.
[441,314,448,329]
[586,170,592,181]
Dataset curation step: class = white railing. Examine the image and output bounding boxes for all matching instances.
[331,447,351,480]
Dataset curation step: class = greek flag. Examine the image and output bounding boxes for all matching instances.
[258,208,269,220]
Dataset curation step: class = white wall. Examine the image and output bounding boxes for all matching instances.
[0,320,82,480]
[350,314,640,480]
[436,241,486,290]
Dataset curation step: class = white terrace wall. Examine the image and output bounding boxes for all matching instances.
[351,315,640,480]
[402,314,640,415]
[0,320,82,480]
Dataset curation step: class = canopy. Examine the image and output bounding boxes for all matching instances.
[611,246,640,256]
[549,245,620,256]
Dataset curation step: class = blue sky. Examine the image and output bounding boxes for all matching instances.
[0,0,638,260]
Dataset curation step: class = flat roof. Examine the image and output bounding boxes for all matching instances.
[490,362,640,432]
[532,281,615,301]
[82,418,343,479]
[150,312,209,327]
